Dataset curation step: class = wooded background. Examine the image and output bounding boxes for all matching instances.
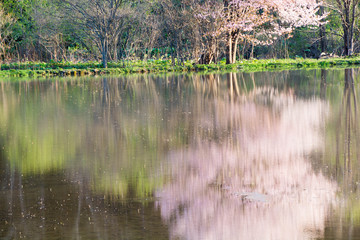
[0,0,357,66]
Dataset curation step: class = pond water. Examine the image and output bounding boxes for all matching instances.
[0,69,359,239]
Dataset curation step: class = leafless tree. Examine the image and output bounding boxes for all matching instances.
[59,0,132,67]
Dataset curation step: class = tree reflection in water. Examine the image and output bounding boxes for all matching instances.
[156,72,337,240]
[335,69,359,177]
[320,69,360,239]
[0,78,170,239]
[0,71,346,239]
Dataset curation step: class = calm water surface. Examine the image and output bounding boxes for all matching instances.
[0,69,359,239]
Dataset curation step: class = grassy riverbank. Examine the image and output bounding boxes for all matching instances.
[1,57,360,78]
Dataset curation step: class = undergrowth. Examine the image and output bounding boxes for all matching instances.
[1,57,360,78]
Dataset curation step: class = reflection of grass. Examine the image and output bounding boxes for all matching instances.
[81,105,166,199]
[0,91,80,174]
[8,124,75,174]
[345,198,360,223]
[93,167,164,199]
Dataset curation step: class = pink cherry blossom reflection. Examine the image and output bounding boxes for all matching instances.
[156,87,337,240]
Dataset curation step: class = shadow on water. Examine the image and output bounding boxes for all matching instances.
[2,70,360,239]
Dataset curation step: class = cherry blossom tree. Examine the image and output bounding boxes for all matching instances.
[197,0,327,64]
[195,1,224,64]
[275,0,325,28]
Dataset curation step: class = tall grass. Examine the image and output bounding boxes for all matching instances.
[1,57,360,78]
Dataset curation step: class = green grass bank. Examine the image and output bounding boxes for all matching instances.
[1,57,360,78]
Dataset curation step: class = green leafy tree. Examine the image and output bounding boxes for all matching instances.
[0,2,15,61]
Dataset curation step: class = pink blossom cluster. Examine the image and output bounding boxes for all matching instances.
[196,0,327,46]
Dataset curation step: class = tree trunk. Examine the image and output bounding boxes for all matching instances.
[343,26,353,56]
[343,9,354,56]
[226,33,232,64]
[319,24,326,53]
[101,39,108,68]
[317,2,326,53]
[226,32,238,64]
[250,44,254,59]
[224,0,233,64]
[232,38,238,63]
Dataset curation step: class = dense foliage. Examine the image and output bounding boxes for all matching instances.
[0,0,358,64]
